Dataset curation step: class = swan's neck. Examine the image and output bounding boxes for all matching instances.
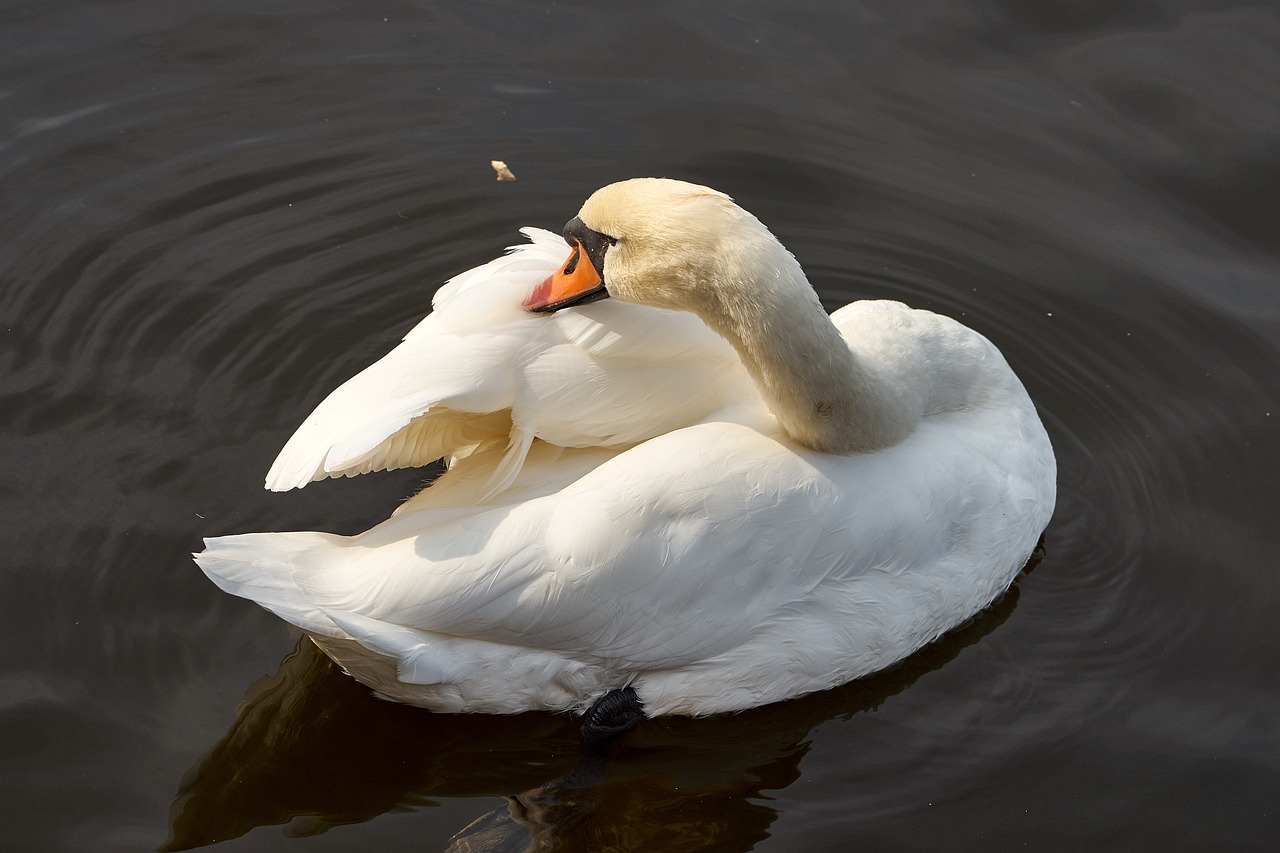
[697,235,915,455]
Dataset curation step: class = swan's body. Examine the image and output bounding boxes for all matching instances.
[198,179,1055,716]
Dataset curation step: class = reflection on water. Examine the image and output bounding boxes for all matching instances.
[164,580,1023,852]
[4,1,1280,851]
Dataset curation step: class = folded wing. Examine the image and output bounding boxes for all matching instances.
[264,228,749,498]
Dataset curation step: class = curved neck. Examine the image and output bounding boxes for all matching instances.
[695,235,916,455]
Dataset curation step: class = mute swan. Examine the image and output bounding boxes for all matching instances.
[197,178,1056,718]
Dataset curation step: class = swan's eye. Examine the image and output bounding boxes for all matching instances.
[605,234,618,246]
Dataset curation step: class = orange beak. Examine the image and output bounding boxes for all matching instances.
[523,240,608,312]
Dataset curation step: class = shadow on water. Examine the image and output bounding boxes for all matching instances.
[162,548,1038,852]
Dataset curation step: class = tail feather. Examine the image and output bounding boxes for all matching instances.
[195,532,347,638]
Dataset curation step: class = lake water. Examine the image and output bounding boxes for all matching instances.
[3,1,1279,850]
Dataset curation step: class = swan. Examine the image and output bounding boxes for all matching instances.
[197,178,1056,718]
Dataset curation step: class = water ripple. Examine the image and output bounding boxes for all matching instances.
[3,2,1279,850]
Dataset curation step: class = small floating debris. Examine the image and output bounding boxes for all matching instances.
[491,160,516,182]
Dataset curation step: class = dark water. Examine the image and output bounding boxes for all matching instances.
[3,0,1279,850]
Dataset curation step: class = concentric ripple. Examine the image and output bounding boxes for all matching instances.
[2,1,1278,851]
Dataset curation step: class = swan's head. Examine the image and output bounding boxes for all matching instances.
[524,178,777,316]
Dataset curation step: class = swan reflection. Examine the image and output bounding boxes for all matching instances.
[163,568,1029,852]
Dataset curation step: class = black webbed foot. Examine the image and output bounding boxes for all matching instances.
[579,686,644,753]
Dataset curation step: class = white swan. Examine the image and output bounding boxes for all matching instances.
[197,178,1056,717]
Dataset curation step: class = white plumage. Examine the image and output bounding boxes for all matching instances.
[263,227,747,501]
[198,179,1056,717]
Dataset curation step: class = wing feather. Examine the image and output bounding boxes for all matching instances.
[265,227,751,495]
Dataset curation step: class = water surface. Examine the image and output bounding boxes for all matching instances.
[2,1,1278,850]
